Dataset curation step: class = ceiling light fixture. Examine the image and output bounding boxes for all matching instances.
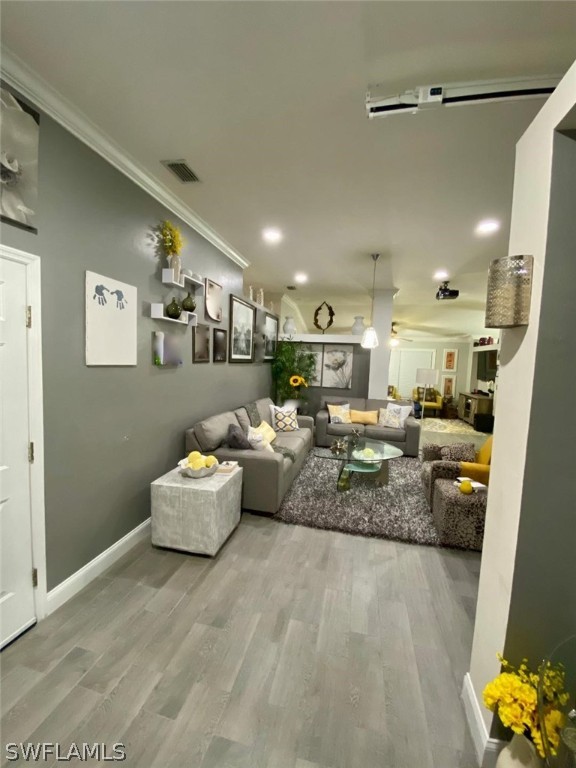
[361,254,380,349]
[262,227,283,244]
[294,273,308,284]
[433,270,449,280]
[389,338,400,347]
[475,219,500,236]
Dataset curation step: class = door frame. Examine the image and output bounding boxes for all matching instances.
[1,243,47,622]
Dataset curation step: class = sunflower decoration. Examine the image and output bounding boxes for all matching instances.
[290,375,308,389]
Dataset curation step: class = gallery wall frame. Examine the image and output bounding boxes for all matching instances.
[213,328,227,363]
[229,294,255,363]
[0,81,40,234]
[205,278,223,322]
[441,374,455,399]
[85,271,137,366]
[192,323,210,363]
[263,313,279,361]
[442,348,458,372]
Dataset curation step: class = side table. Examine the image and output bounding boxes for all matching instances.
[151,466,243,556]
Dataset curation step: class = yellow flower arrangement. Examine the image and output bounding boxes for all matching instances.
[289,375,308,388]
[483,654,569,757]
[159,220,184,256]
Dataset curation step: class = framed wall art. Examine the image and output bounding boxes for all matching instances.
[205,278,223,322]
[85,271,137,366]
[442,348,458,372]
[213,328,227,363]
[0,83,40,234]
[229,294,255,363]
[263,313,279,361]
[441,374,455,399]
[192,323,210,363]
[321,344,353,389]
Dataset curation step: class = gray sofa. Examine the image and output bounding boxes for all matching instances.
[315,396,420,457]
[185,397,313,515]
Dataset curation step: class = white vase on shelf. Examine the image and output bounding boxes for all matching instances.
[496,734,544,768]
[283,316,296,335]
[169,254,181,283]
[351,316,365,335]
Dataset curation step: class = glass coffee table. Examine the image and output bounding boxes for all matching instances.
[314,436,404,491]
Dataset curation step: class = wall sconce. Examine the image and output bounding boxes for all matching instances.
[485,255,534,328]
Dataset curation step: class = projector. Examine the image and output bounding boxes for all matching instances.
[436,281,459,301]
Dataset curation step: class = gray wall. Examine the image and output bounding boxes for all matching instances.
[501,132,576,678]
[1,111,270,589]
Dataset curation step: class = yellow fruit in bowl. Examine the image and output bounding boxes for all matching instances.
[363,448,375,458]
[205,456,218,468]
[188,451,201,462]
[189,459,205,471]
[459,480,473,495]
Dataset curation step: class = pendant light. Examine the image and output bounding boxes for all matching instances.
[361,253,380,349]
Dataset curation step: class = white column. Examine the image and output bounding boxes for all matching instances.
[367,289,395,399]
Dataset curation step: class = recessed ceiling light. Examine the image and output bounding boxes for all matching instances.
[389,338,400,347]
[294,273,308,284]
[475,219,500,236]
[433,270,449,280]
[262,227,283,244]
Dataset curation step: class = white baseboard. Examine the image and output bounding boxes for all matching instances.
[46,518,151,614]
[462,672,505,768]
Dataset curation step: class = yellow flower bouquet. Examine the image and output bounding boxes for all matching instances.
[289,374,308,389]
[483,654,570,757]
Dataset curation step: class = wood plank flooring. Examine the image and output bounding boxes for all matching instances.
[1,515,480,768]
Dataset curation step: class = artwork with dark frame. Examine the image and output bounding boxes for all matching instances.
[213,328,227,363]
[205,278,223,322]
[229,294,255,363]
[0,82,40,234]
[192,323,210,363]
[263,313,279,361]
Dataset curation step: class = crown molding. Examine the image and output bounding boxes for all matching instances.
[0,48,250,270]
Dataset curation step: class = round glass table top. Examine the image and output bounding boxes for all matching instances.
[314,436,404,463]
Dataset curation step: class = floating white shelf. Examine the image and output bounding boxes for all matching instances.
[162,269,204,292]
[151,303,198,326]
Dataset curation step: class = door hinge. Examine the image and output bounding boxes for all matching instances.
[32,568,38,588]
[28,442,35,463]
[26,305,32,328]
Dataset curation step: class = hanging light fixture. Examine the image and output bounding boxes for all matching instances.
[361,253,380,349]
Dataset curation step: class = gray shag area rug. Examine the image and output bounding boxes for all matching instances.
[275,454,441,546]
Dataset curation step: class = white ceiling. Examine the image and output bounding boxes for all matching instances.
[2,1,575,337]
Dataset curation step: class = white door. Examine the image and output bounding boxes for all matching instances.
[0,254,36,647]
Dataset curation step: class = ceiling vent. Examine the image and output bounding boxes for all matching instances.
[161,160,200,183]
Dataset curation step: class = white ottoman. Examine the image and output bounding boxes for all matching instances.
[151,467,243,556]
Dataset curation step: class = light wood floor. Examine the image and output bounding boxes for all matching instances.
[1,515,480,768]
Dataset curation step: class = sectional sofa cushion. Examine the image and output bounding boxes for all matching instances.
[350,409,378,425]
[270,406,299,432]
[365,425,407,441]
[380,403,412,428]
[195,411,239,452]
[226,423,252,450]
[440,442,477,463]
[327,403,352,424]
[234,407,251,434]
[378,408,401,428]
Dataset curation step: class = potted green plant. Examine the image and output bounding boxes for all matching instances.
[271,340,316,406]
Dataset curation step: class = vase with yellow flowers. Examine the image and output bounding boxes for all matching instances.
[159,220,184,282]
[271,340,316,407]
[484,654,570,768]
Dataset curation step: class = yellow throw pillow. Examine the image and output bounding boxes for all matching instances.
[327,403,352,424]
[350,409,378,425]
[253,420,277,443]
